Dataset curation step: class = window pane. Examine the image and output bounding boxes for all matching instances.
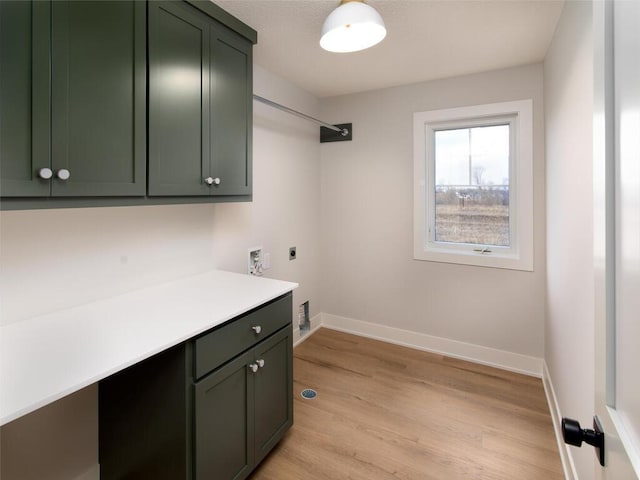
[434,129,470,185]
[433,125,510,247]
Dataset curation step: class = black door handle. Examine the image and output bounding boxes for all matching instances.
[562,416,605,466]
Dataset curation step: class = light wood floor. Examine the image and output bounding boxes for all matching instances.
[250,328,564,480]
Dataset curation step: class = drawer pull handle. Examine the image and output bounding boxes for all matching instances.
[249,363,259,373]
[251,325,262,334]
[256,359,265,368]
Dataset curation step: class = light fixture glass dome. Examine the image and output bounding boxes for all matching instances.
[320,1,387,53]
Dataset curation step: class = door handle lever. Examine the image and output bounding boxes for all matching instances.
[562,416,605,466]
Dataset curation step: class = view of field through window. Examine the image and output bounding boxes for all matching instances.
[434,124,510,246]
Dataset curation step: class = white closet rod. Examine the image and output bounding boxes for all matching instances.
[253,94,349,137]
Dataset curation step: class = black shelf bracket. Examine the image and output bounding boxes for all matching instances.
[320,123,352,143]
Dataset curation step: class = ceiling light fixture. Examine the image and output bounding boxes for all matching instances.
[320,0,387,53]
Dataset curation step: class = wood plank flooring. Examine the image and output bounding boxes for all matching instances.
[250,328,564,480]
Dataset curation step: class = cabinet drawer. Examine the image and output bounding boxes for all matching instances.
[194,293,291,379]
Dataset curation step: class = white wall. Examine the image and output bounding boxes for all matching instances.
[211,66,322,323]
[544,1,594,479]
[0,65,322,479]
[319,64,546,360]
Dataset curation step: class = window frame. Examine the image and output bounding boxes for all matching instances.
[413,100,534,271]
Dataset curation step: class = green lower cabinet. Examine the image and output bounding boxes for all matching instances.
[195,326,293,480]
[99,295,293,480]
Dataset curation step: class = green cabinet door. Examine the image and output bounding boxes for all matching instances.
[0,1,51,197]
[1,0,145,199]
[209,23,252,196]
[195,349,255,480]
[148,1,211,196]
[148,1,253,197]
[253,325,293,464]
[50,1,146,196]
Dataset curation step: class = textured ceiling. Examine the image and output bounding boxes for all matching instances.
[215,0,564,98]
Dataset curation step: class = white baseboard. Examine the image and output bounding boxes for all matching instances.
[319,313,543,377]
[543,361,578,480]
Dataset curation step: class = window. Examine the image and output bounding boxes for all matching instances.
[413,100,533,271]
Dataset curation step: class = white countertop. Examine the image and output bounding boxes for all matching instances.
[0,270,297,426]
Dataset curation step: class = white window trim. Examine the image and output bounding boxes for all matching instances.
[413,100,534,271]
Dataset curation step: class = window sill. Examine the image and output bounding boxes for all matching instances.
[413,247,533,271]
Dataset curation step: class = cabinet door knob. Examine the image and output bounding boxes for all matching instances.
[57,169,71,180]
[204,177,221,186]
[251,325,262,334]
[38,168,53,179]
[256,359,265,368]
[249,363,259,373]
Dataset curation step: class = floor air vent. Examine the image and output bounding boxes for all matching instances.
[300,388,317,399]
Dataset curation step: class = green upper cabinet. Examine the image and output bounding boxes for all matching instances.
[0,1,51,197]
[148,1,253,197]
[0,1,146,198]
[148,1,211,197]
[50,1,146,197]
[210,24,252,197]
[1,0,254,207]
